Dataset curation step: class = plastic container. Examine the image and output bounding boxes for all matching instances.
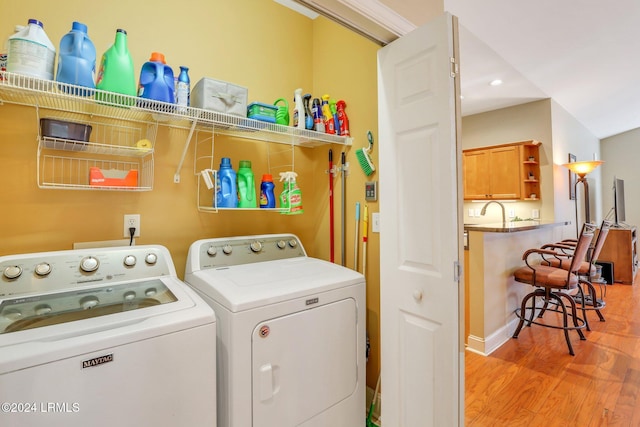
[237,160,257,208]
[55,21,96,95]
[260,174,276,208]
[138,52,175,104]
[293,88,304,129]
[7,19,56,80]
[175,66,190,113]
[279,171,303,215]
[40,118,92,141]
[216,158,238,208]
[336,100,350,136]
[248,102,277,123]
[312,98,324,133]
[273,98,289,125]
[303,93,313,130]
[1,25,25,80]
[95,29,136,105]
[321,94,335,134]
[330,98,340,136]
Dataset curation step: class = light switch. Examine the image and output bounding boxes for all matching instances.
[372,213,380,232]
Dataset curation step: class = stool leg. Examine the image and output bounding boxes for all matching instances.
[550,292,575,356]
[513,291,536,338]
[575,285,591,331]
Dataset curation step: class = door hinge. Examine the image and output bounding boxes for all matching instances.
[450,57,459,78]
[454,260,462,282]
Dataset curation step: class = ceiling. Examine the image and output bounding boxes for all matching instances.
[286,0,640,139]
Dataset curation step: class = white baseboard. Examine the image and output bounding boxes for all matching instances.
[466,317,519,356]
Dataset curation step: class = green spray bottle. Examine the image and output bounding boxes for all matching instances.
[279,171,303,215]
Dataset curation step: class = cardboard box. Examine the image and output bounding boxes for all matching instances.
[191,78,248,117]
[89,167,138,187]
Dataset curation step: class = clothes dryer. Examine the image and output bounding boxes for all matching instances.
[184,234,365,427]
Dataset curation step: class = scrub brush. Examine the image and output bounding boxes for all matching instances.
[356,131,376,176]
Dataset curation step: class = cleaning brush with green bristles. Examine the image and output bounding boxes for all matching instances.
[356,131,376,176]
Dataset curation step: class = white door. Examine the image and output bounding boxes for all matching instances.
[378,12,463,427]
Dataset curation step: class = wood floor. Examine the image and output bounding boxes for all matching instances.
[465,281,640,426]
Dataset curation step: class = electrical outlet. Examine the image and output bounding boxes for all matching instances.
[468,208,475,217]
[372,212,380,233]
[474,208,481,217]
[123,214,141,238]
[508,209,516,218]
[532,209,540,219]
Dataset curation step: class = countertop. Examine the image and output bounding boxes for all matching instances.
[463,220,570,233]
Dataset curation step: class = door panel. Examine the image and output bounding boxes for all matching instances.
[378,12,462,427]
[252,299,357,426]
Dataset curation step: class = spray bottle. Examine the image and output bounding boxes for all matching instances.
[303,93,314,130]
[329,99,340,136]
[321,94,335,134]
[336,100,350,137]
[279,171,303,215]
[312,98,324,133]
[293,88,305,129]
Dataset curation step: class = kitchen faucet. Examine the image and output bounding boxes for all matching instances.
[480,200,506,225]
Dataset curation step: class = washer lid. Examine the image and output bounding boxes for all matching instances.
[185,257,364,312]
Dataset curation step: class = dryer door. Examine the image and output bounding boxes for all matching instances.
[252,298,357,426]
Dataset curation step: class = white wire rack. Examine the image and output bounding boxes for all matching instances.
[0,71,352,193]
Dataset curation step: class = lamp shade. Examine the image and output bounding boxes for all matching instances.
[562,160,604,178]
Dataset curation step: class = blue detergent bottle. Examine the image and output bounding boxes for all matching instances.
[216,158,238,208]
[260,174,276,208]
[55,21,96,95]
[137,52,175,104]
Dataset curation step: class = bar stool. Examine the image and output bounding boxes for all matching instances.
[512,223,596,355]
[540,220,611,330]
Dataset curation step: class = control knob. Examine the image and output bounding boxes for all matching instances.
[34,263,52,276]
[223,244,233,255]
[35,304,52,315]
[123,255,137,267]
[80,296,99,309]
[277,240,286,249]
[288,239,298,248]
[3,265,22,280]
[80,256,99,273]
[145,253,158,265]
[250,241,263,253]
[207,245,218,256]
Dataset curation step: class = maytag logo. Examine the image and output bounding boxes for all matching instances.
[305,297,319,306]
[82,353,114,369]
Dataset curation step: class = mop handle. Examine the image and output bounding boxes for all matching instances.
[362,204,368,276]
[329,149,334,263]
[354,202,360,271]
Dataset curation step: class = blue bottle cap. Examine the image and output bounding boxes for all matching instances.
[28,19,44,28]
[220,157,232,167]
[72,21,88,33]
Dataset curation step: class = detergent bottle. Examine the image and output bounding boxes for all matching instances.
[321,94,335,134]
[1,25,25,80]
[216,157,238,208]
[95,29,136,105]
[279,171,303,215]
[260,174,276,208]
[56,21,96,95]
[329,99,340,136]
[293,88,305,129]
[7,19,56,80]
[138,52,175,104]
[237,160,257,208]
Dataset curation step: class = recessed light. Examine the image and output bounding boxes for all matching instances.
[489,79,503,86]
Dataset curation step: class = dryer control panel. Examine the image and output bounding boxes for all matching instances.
[193,234,307,269]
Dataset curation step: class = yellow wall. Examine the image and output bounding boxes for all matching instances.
[1,0,381,386]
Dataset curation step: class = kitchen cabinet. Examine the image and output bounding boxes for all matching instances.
[0,72,351,195]
[463,140,540,201]
[598,226,638,284]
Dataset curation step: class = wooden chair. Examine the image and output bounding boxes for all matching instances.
[539,220,612,329]
[512,223,596,355]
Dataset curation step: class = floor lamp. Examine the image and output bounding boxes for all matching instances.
[562,159,603,234]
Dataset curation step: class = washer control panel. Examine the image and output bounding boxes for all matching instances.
[195,234,306,269]
[0,246,173,298]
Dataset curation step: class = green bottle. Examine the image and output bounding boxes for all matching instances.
[279,172,303,215]
[95,29,136,106]
[237,160,257,208]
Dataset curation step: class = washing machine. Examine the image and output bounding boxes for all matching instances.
[184,234,365,427]
[0,245,216,427]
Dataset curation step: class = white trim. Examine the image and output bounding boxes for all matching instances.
[465,318,518,356]
[274,0,320,19]
[339,0,416,36]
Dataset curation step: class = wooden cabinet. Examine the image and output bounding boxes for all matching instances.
[463,140,540,201]
[598,226,638,284]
